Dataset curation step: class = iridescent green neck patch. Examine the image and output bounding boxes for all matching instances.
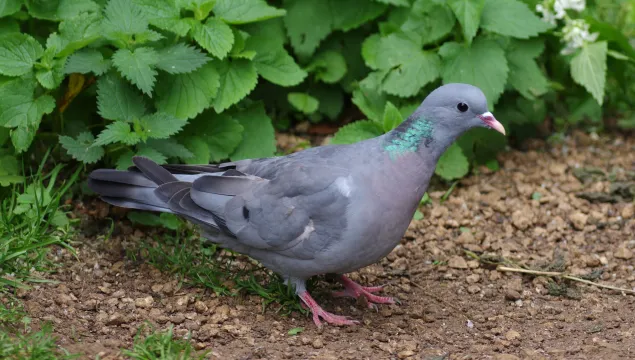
[384,116,434,158]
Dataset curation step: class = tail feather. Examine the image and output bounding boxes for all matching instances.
[132,156,177,185]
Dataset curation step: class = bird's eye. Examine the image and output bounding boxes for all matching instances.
[457,102,469,112]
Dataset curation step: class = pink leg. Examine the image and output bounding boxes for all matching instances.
[298,291,359,328]
[333,275,397,307]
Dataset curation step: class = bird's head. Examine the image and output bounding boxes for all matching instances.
[421,83,506,137]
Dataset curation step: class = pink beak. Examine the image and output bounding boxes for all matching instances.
[477,112,506,135]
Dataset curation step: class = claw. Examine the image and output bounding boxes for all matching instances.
[335,275,398,306]
[299,291,359,328]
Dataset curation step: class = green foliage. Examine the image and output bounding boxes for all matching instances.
[122,324,208,360]
[0,323,76,360]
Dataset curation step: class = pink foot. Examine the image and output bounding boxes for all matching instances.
[298,291,359,328]
[333,275,398,307]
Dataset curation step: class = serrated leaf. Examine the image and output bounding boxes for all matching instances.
[213,0,286,24]
[59,132,104,163]
[307,50,347,84]
[0,33,44,76]
[156,43,209,74]
[351,72,387,122]
[94,121,141,146]
[401,1,455,46]
[447,0,484,44]
[139,112,188,139]
[182,136,210,164]
[229,103,275,160]
[155,62,220,119]
[0,76,55,138]
[435,142,469,181]
[192,17,234,59]
[97,73,146,122]
[480,0,552,39]
[288,93,319,114]
[331,120,383,145]
[180,0,216,20]
[309,85,343,120]
[212,59,257,112]
[507,39,549,99]
[184,112,244,162]
[10,125,36,153]
[103,0,149,36]
[571,41,607,106]
[25,0,99,21]
[133,0,191,36]
[440,38,508,106]
[330,0,386,32]
[373,0,409,5]
[0,154,22,187]
[112,47,159,96]
[57,12,102,57]
[65,49,111,75]
[146,138,193,159]
[245,34,306,87]
[136,145,167,164]
[382,101,403,132]
[0,0,21,17]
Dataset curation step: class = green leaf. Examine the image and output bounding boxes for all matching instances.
[440,38,508,106]
[0,77,55,144]
[36,59,66,90]
[331,120,383,145]
[229,103,275,160]
[136,145,167,164]
[213,0,286,24]
[103,0,148,36]
[382,101,403,132]
[288,93,319,114]
[156,43,209,75]
[212,59,258,112]
[184,112,244,162]
[145,138,193,159]
[309,85,343,120]
[352,72,388,122]
[25,0,99,21]
[329,0,387,32]
[480,0,552,39]
[435,142,469,181]
[571,41,607,106]
[287,327,304,336]
[180,0,216,21]
[182,136,210,164]
[65,49,111,75]
[139,112,187,139]
[373,0,409,6]
[94,121,141,146]
[97,73,146,122]
[307,50,347,84]
[0,33,44,76]
[0,0,21,17]
[245,34,306,87]
[0,18,20,35]
[447,0,484,44]
[133,0,191,36]
[0,154,22,187]
[155,62,219,119]
[56,12,102,57]
[112,47,159,96]
[127,211,162,227]
[507,39,549,99]
[59,132,104,164]
[401,1,455,46]
[192,17,234,59]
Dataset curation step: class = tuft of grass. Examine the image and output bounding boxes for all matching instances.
[0,323,77,359]
[121,324,208,360]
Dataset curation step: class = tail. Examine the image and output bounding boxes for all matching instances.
[87,156,229,230]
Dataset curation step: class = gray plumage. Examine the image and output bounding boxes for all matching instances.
[88,83,505,325]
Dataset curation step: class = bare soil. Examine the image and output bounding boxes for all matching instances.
[18,132,635,359]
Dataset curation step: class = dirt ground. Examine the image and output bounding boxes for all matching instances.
[18,131,635,359]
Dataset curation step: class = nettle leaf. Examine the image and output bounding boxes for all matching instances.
[156,43,209,74]
[245,34,306,87]
[352,72,388,123]
[440,38,508,106]
[288,93,319,114]
[480,0,552,39]
[133,0,191,36]
[146,138,193,159]
[139,112,187,139]
[184,112,244,162]
[36,59,66,90]
[330,0,387,32]
[0,19,20,35]
[309,85,344,120]
[373,0,409,6]
[213,0,286,25]
[447,0,484,44]
[571,41,607,106]
[435,142,469,181]
[94,121,141,146]
[307,50,347,84]
[155,62,220,119]
[331,120,383,145]
[25,0,100,21]
[0,153,22,187]
[363,33,441,97]
[65,49,112,75]
[507,39,549,99]
[112,47,159,96]
[57,12,102,57]
[0,33,44,76]
[0,0,21,17]
[97,73,146,122]
[182,136,210,164]
[59,132,104,164]
[382,101,403,132]
[229,103,275,161]
[103,0,149,36]
[136,145,167,164]
[401,1,455,46]
[212,59,258,113]
[180,0,216,20]
[192,18,234,59]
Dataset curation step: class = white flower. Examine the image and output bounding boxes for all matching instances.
[558,0,586,12]
[536,0,586,25]
[561,18,599,55]
[536,3,558,25]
